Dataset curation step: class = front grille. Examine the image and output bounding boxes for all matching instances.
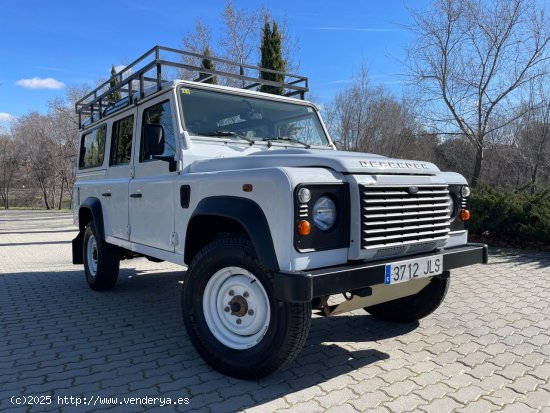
[360,185,451,249]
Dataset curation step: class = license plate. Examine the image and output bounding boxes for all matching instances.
[384,255,443,285]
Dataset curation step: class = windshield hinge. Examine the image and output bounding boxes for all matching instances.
[126,225,131,236]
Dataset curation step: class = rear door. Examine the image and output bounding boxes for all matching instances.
[103,111,135,240]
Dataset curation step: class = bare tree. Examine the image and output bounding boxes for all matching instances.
[0,134,19,209]
[325,65,424,159]
[13,113,57,209]
[184,20,212,54]
[49,96,80,209]
[324,65,372,151]
[513,79,550,193]
[181,2,299,86]
[219,1,261,86]
[407,0,550,186]
[181,20,214,80]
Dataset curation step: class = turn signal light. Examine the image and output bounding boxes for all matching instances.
[297,220,311,236]
[459,209,471,221]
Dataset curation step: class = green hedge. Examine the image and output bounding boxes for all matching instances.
[469,185,550,247]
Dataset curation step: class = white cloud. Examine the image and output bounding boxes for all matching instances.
[0,112,15,122]
[0,112,14,133]
[15,77,65,89]
[113,65,126,73]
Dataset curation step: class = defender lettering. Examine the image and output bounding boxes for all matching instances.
[360,160,430,169]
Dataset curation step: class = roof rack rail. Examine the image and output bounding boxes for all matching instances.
[75,45,309,129]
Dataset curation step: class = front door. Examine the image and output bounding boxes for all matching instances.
[129,96,178,252]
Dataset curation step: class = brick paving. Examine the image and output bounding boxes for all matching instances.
[0,210,549,412]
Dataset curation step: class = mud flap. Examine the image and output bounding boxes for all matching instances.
[72,231,84,264]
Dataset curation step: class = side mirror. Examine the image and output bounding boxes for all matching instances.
[143,124,165,156]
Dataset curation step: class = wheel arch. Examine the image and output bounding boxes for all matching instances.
[72,197,105,264]
[184,196,279,271]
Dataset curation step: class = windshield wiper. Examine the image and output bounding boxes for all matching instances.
[262,136,311,149]
[198,130,254,145]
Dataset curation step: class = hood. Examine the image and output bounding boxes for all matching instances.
[187,148,440,175]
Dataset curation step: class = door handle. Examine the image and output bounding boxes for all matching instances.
[101,192,111,197]
[130,193,142,198]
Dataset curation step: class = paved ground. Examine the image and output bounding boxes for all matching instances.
[0,210,549,413]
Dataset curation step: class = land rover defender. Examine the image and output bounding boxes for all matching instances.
[72,46,488,379]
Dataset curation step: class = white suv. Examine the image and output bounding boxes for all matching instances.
[72,46,487,379]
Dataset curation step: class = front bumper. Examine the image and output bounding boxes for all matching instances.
[274,243,488,303]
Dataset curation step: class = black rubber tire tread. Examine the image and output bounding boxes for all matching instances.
[83,222,120,291]
[365,277,450,323]
[182,236,311,380]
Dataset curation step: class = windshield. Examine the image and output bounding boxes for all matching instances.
[178,86,330,147]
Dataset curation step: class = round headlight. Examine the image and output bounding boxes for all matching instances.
[298,187,311,204]
[313,196,337,231]
[448,194,456,218]
[461,186,471,198]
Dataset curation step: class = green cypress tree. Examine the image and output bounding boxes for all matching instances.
[109,64,121,102]
[259,17,286,95]
[200,47,217,85]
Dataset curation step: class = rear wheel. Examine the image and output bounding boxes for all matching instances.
[364,276,450,322]
[182,236,311,380]
[83,222,120,291]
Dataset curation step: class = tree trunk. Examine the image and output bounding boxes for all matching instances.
[530,164,538,195]
[58,178,64,210]
[42,188,51,210]
[68,180,73,209]
[471,146,483,187]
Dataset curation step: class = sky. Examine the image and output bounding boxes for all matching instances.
[0,0,427,130]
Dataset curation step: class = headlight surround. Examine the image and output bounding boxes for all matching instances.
[294,183,350,252]
[448,183,471,231]
[312,196,337,231]
[448,193,456,219]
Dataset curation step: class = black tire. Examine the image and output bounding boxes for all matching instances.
[182,236,311,380]
[364,277,450,323]
[83,222,120,291]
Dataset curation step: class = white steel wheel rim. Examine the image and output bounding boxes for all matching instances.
[203,266,271,350]
[86,234,98,277]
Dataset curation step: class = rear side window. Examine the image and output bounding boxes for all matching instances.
[110,115,134,166]
[79,125,106,169]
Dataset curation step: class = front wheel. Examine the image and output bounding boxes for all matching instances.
[182,236,311,380]
[83,222,120,291]
[364,276,450,323]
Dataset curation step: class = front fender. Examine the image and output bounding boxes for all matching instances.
[186,196,279,271]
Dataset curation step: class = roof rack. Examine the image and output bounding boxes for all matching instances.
[75,45,309,129]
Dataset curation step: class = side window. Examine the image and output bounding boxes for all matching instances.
[141,100,176,162]
[79,125,106,169]
[110,115,134,166]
